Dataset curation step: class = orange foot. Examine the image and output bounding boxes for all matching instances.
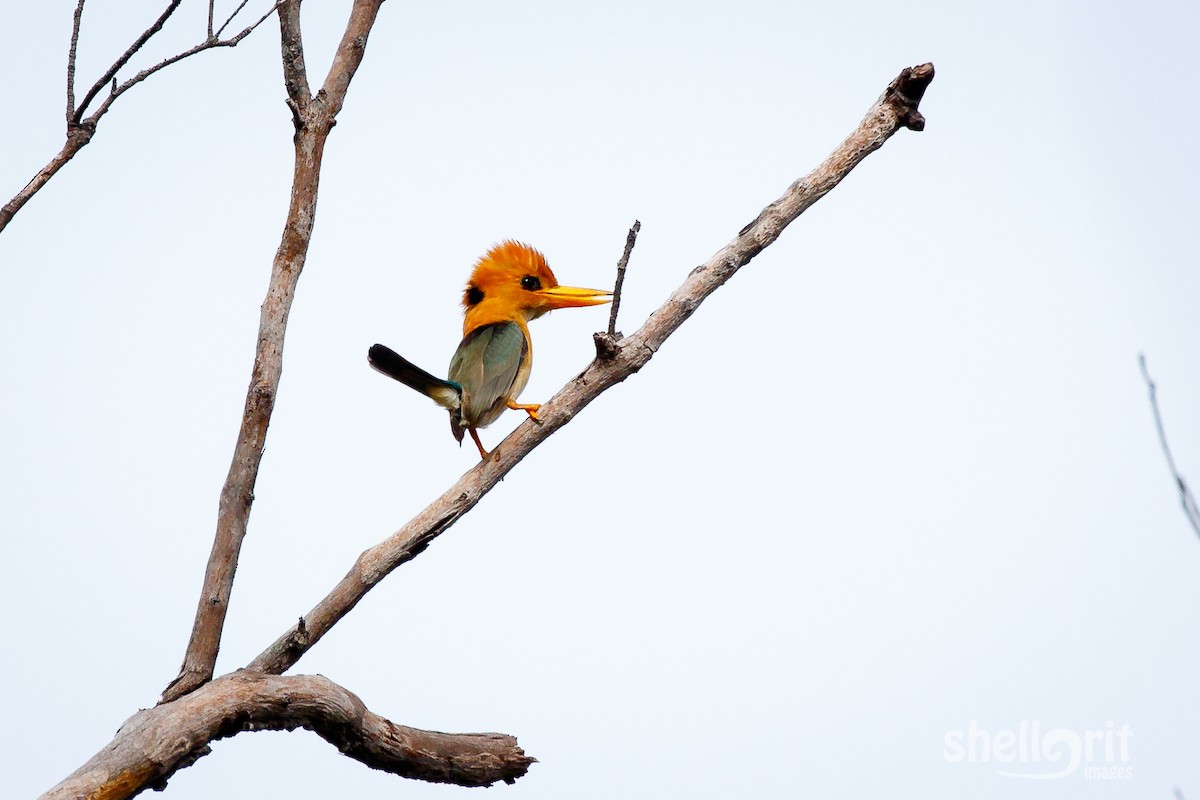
[506,400,542,421]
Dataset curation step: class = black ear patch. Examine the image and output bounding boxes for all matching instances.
[465,285,485,305]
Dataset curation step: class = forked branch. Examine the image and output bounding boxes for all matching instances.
[44,59,933,799]
[1,2,280,234]
[72,0,185,123]
[164,0,386,704]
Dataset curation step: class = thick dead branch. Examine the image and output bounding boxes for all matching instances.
[248,63,936,676]
[278,0,310,110]
[0,2,279,234]
[164,0,385,704]
[43,672,532,800]
[318,0,380,115]
[1139,354,1200,539]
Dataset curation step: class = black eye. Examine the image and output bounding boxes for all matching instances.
[520,275,541,291]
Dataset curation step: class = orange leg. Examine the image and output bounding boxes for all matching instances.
[467,427,490,459]
[506,399,541,421]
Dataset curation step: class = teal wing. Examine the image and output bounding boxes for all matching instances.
[447,322,527,429]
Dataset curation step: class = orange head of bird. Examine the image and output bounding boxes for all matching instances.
[461,241,611,329]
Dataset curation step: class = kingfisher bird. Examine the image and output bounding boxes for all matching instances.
[369,241,611,459]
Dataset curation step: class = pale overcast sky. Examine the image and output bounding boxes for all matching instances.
[4,1,1199,798]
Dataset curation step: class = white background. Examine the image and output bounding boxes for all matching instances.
[3,1,1198,797]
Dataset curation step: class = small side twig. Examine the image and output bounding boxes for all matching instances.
[595,221,640,359]
[607,220,640,336]
[216,0,254,39]
[91,4,278,121]
[1138,354,1200,540]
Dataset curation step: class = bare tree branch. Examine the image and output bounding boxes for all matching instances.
[65,0,86,122]
[0,124,97,234]
[73,0,183,123]
[1138,354,1200,539]
[86,4,279,122]
[0,2,280,235]
[247,63,936,677]
[318,0,380,115]
[216,0,255,39]
[607,220,640,336]
[164,0,385,704]
[44,672,532,799]
[39,58,932,798]
[278,0,311,111]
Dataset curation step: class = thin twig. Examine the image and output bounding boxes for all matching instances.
[73,0,183,123]
[207,0,215,39]
[229,1,281,42]
[88,5,279,123]
[66,0,86,123]
[1138,354,1200,540]
[216,0,255,39]
[607,220,640,336]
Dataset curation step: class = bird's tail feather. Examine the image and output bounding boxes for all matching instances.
[369,344,462,410]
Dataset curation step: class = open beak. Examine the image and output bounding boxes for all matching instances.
[536,284,613,311]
